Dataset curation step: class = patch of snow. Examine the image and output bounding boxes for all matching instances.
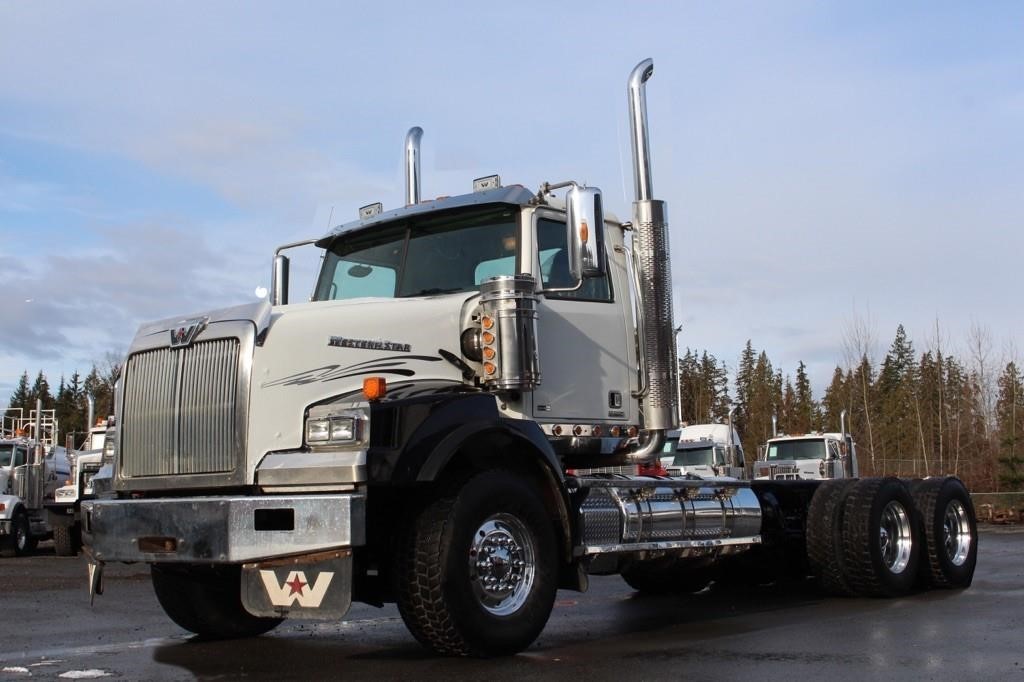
[58,671,111,679]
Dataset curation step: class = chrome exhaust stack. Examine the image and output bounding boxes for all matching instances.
[405,126,423,206]
[621,58,678,463]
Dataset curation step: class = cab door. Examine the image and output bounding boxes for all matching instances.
[530,211,634,424]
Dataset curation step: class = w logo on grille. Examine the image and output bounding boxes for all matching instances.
[169,317,207,348]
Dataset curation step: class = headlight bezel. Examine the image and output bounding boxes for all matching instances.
[304,406,367,449]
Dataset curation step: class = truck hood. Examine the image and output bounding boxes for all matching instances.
[247,294,476,460]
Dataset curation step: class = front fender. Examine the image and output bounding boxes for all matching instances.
[367,392,563,486]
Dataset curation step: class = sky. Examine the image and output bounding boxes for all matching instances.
[1,1,1022,407]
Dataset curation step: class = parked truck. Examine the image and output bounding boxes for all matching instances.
[1,404,70,556]
[755,410,858,481]
[663,420,746,479]
[49,397,114,556]
[82,60,978,657]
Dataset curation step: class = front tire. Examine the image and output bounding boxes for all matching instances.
[53,524,82,556]
[151,564,283,639]
[842,477,921,597]
[911,477,977,589]
[394,470,558,657]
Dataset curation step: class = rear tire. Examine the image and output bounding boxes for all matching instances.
[53,524,82,556]
[151,564,283,639]
[806,479,857,595]
[910,477,977,589]
[394,470,558,657]
[842,477,921,597]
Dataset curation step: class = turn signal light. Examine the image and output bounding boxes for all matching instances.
[363,376,387,401]
[580,220,589,243]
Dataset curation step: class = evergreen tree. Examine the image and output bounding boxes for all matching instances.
[793,361,816,433]
[7,371,31,413]
[29,370,55,411]
[995,362,1024,489]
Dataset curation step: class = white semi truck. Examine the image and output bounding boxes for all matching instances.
[82,60,978,656]
[49,397,114,556]
[663,421,746,479]
[1,405,70,556]
[755,410,858,481]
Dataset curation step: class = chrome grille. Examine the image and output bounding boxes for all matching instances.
[121,338,240,478]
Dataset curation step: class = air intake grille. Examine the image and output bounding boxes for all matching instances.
[121,338,240,477]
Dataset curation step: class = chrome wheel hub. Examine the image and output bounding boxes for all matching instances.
[468,513,536,616]
[879,500,913,574]
[943,499,972,566]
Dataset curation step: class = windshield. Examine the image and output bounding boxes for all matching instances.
[673,445,716,467]
[0,444,12,467]
[766,439,826,461]
[314,206,519,301]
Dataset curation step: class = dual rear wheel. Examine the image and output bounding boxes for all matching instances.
[807,476,976,596]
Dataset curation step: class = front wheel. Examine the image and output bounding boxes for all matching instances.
[53,524,82,556]
[151,564,283,639]
[394,470,558,657]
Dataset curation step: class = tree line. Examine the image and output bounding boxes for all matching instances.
[680,324,1022,492]
[7,324,1023,492]
[5,357,121,450]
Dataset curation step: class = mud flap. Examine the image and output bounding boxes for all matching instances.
[241,549,353,620]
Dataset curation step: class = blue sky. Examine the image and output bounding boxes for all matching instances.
[1,2,1022,405]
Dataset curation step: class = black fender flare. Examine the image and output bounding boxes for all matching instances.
[367,391,573,562]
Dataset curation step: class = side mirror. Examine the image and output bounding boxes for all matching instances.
[566,186,605,280]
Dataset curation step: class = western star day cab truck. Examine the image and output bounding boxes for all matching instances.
[756,411,858,481]
[51,397,115,556]
[82,60,978,656]
[662,416,745,479]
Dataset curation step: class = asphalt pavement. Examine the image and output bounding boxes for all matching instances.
[1,527,1021,681]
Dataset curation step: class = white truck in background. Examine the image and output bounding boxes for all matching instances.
[662,421,746,479]
[0,404,70,556]
[81,60,977,657]
[50,397,114,556]
[755,410,858,481]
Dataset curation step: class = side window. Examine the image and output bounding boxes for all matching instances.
[14,447,27,467]
[828,441,841,460]
[536,218,611,301]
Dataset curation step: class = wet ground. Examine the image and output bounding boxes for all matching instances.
[1,527,1021,681]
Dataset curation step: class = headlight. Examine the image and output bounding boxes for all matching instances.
[305,410,364,447]
[102,432,117,464]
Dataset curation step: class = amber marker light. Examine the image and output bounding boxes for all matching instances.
[363,376,387,401]
[482,331,495,345]
[580,220,589,243]
[484,362,497,375]
[481,316,494,330]
[482,347,496,360]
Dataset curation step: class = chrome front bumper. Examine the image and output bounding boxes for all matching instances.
[82,494,365,563]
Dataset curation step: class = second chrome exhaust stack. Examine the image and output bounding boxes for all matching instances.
[621,58,679,464]
[405,126,423,205]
